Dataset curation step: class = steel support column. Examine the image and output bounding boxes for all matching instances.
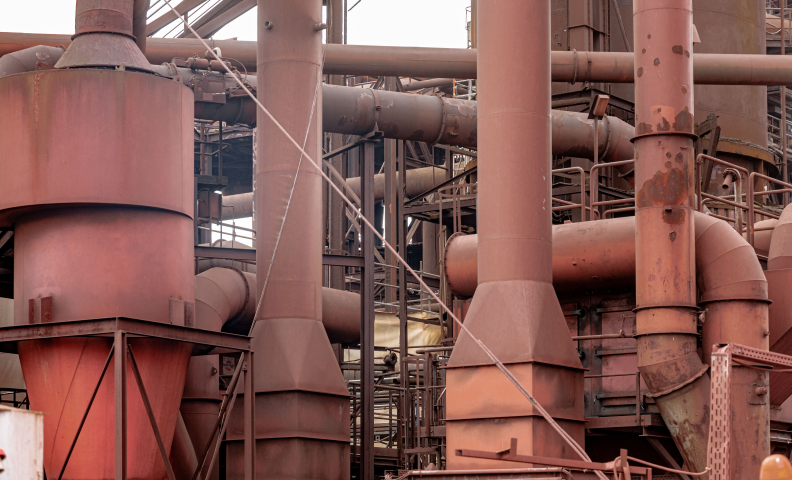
[360,138,376,480]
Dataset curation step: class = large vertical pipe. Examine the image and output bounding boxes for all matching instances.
[326,0,346,291]
[236,1,349,479]
[633,0,710,474]
[445,0,584,469]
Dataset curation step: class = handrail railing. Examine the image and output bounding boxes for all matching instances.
[748,172,792,246]
[590,160,635,220]
[551,166,587,220]
[696,154,750,233]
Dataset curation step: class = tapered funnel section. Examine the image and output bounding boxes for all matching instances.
[223,1,351,478]
[55,0,152,71]
[445,0,585,469]
[0,5,195,474]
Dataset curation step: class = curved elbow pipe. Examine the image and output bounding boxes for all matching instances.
[446,213,767,305]
[767,205,792,405]
[445,213,769,471]
[196,267,362,344]
[0,45,63,78]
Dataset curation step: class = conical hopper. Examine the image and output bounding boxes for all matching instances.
[19,338,192,479]
[0,41,196,479]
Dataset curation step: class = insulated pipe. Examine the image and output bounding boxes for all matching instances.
[0,45,62,77]
[6,33,792,84]
[445,0,585,469]
[633,1,711,473]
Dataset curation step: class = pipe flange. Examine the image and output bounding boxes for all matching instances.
[219,265,253,326]
[571,49,578,85]
[370,88,382,132]
[645,364,709,399]
[632,304,699,313]
[430,95,449,146]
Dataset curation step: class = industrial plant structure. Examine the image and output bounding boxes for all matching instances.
[5,0,792,479]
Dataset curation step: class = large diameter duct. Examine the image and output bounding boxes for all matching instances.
[7,33,792,85]
[0,44,62,77]
[694,213,770,478]
[444,218,638,298]
[0,45,634,159]
[181,266,361,480]
[693,0,767,148]
[235,1,351,479]
[632,0,712,473]
[445,0,585,469]
[446,213,771,475]
[194,266,361,344]
[767,205,792,406]
[0,1,195,478]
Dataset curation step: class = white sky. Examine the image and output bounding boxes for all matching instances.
[0,0,471,48]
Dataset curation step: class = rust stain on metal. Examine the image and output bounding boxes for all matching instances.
[636,122,653,135]
[654,58,660,66]
[675,152,683,163]
[636,166,688,209]
[672,45,684,55]
[637,67,643,77]
[673,106,693,132]
[657,116,670,132]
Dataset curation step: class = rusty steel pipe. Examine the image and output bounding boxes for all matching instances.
[194,265,363,344]
[445,0,585,469]
[0,45,634,160]
[446,210,771,475]
[633,0,716,473]
[55,0,152,71]
[132,0,149,54]
[229,1,352,479]
[6,32,792,84]
[766,205,792,406]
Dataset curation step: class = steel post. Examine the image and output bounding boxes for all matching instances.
[115,331,127,480]
[360,139,376,480]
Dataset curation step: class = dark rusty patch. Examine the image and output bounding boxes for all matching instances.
[685,50,690,57]
[642,48,646,54]
[637,67,643,77]
[675,152,683,163]
[681,85,688,94]
[337,116,348,126]
[673,106,693,133]
[637,165,688,211]
[654,58,660,66]
[664,205,687,224]
[648,34,652,39]
[657,117,670,132]
[636,122,653,135]
[672,45,684,55]
[670,231,677,241]
[665,152,672,158]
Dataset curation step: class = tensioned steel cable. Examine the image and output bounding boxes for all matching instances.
[243,47,327,337]
[160,3,670,476]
